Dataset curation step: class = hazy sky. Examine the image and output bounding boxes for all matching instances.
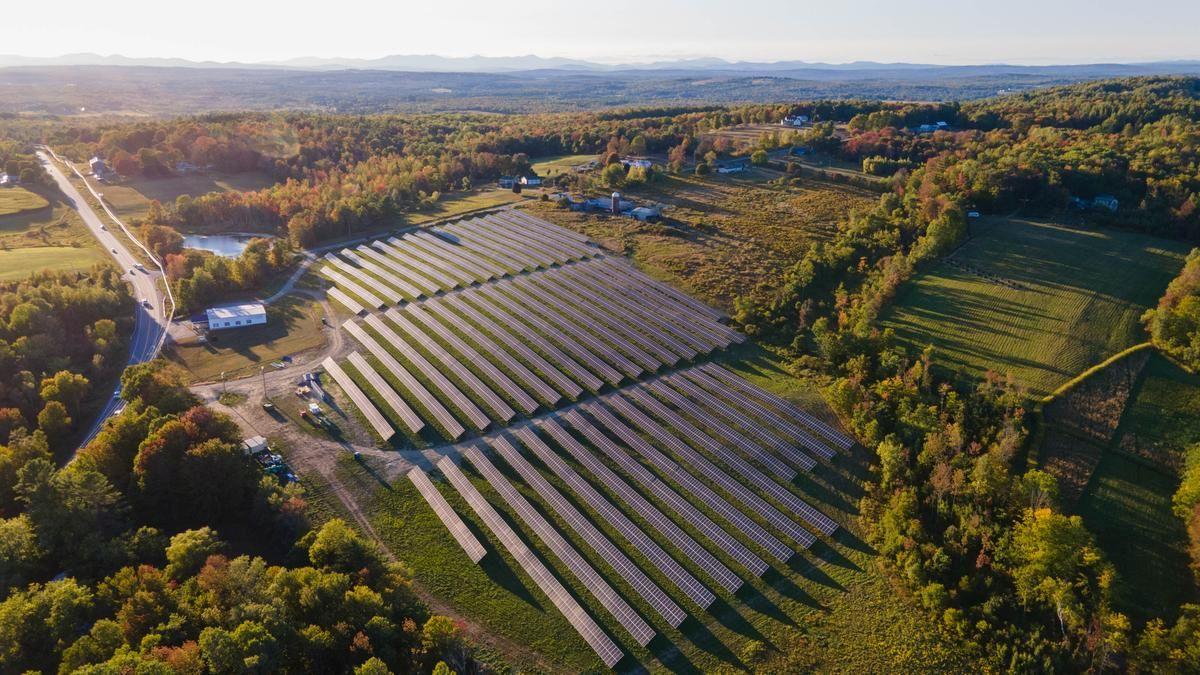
[7,0,1200,64]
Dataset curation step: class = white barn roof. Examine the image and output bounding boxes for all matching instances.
[206,303,266,323]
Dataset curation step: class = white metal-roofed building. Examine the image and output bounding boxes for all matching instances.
[206,303,267,330]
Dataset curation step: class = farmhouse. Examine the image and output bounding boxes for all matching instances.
[205,303,267,330]
[781,114,810,127]
[620,157,653,170]
[89,156,116,181]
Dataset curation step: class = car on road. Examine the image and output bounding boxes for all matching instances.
[140,298,152,308]
[100,225,106,231]
[135,263,146,272]
[112,388,122,399]
[111,248,118,254]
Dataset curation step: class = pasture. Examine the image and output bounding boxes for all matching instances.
[531,153,598,177]
[92,170,277,223]
[0,186,49,216]
[0,245,108,280]
[528,175,875,310]
[399,188,525,226]
[883,218,1189,397]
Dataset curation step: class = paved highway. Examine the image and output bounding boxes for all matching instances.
[37,150,172,448]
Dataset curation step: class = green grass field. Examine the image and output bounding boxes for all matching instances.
[310,344,969,673]
[884,218,1189,397]
[0,186,50,216]
[399,188,525,226]
[530,153,598,177]
[90,171,277,223]
[0,245,109,280]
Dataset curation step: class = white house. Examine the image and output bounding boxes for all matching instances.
[782,115,810,127]
[520,175,543,186]
[206,303,267,330]
[621,158,653,170]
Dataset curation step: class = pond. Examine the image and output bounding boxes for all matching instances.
[181,233,269,257]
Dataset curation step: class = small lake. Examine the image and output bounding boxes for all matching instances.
[181,233,269,257]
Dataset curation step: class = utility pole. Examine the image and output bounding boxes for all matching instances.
[260,366,267,397]
[220,371,226,394]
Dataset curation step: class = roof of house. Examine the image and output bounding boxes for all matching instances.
[206,303,266,321]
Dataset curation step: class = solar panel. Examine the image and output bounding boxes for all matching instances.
[474,284,624,386]
[499,210,593,245]
[681,368,835,461]
[597,257,726,321]
[510,426,716,608]
[358,244,441,296]
[641,378,806,478]
[341,249,422,300]
[555,264,715,354]
[489,435,687,627]
[700,362,856,450]
[320,357,395,441]
[437,456,623,668]
[326,287,364,316]
[433,226,528,272]
[376,238,463,290]
[452,219,557,268]
[609,392,833,541]
[364,314,491,430]
[342,320,465,439]
[535,418,742,593]
[492,278,643,379]
[489,212,595,257]
[385,309,515,422]
[320,264,385,310]
[524,272,685,366]
[582,259,739,342]
[443,293,594,394]
[657,374,817,472]
[478,215,587,261]
[326,254,405,305]
[388,234,482,285]
[408,467,486,563]
[350,243,432,296]
[407,231,504,280]
[347,352,425,434]
[580,402,796,562]
[461,444,656,647]
[405,304,540,414]
[560,409,770,577]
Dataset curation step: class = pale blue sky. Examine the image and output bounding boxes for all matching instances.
[8,0,1200,64]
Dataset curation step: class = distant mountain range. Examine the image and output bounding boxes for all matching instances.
[3,52,1200,78]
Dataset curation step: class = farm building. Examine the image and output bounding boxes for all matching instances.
[241,435,268,455]
[520,175,543,186]
[630,206,662,222]
[497,176,516,188]
[89,156,115,180]
[1093,195,1119,211]
[781,115,810,127]
[620,157,653,169]
[715,163,746,174]
[206,303,267,330]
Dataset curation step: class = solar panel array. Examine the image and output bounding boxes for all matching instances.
[308,213,864,667]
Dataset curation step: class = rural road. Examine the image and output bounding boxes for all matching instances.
[37,150,172,449]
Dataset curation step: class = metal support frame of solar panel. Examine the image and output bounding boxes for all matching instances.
[461,444,656,647]
[321,264,386,310]
[570,262,734,348]
[405,304,541,414]
[432,226,530,273]
[377,239,465,290]
[616,389,836,538]
[346,352,426,434]
[474,216,582,263]
[640,378,805,478]
[360,242,443,296]
[473,284,624,386]
[682,368,836,461]
[528,271,690,365]
[560,409,770,577]
[510,426,716,608]
[406,231,504,281]
[340,249,424,301]
[384,309,515,423]
[451,216,559,266]
[489,435,687,628]
[353,245,436,297]
[436,293,585,396]
[321,357,396,441]
[342,320,466,439]
[490,279,643,380]
[499,210,592,246]
[386,235,482,287]
[326,254,405,305]
[453,219,558,268]
[555,264,717,354]
[327,287,365,315]
[654,374,816,472]
[581,402,796,562]
[477,215,589,262]
[700,362,856,451]
[535,418,742,593]
[409,467,487,563]
[437,456,623,668]
[491,212,597,258]
[364,314,491,431]
[604,394,823,545]
[514,274,663,373]
[596,256,726,321]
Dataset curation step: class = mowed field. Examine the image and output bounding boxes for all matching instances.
[89,170,277,222]
[0,186,49,216]
[884,218,1189,397]
[531,153,598,177]
[529,175,876,310]
[0,245,108,280]
[0,185,107,278]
